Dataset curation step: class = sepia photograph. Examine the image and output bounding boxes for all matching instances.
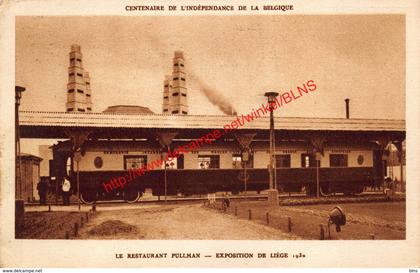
[1,0,419,269]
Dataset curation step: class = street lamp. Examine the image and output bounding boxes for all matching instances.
[264,92,278,189]
[161,148,169,202]
[15,86,26,200]
[264,92,279,206]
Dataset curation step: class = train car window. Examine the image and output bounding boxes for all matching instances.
[301,153,316,167]
[198,155,220,169]
[198,156,210,169]
[124,155,147,170]
[276,154,291,168]
[166,159,177,169]
[329,154,348,167]
[177,155,184,169]
[232,154,254,168]
[165,154,184,169]
[232,155,242,169]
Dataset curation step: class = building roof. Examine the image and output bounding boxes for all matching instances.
[19,111,405,131]
[18,153,43,161]
[102,105,154,114]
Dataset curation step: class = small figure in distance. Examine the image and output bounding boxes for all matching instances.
[222,193,230,212]
[62,176,71,206]
[37,178,48,205]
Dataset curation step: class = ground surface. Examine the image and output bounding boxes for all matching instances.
[78,204,297,240]
[226,201,405,240]
[18,200,405,240]
[16,211,86,239]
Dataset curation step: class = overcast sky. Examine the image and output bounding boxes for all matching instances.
[16,15,405,119]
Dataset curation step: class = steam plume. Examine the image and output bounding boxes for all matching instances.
[192,75,237,115]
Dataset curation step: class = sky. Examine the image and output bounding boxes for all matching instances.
[16,15,405,119]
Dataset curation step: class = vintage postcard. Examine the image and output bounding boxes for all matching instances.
[0,0,419,269]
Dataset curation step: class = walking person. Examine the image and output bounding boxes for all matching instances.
[62,176,71,206]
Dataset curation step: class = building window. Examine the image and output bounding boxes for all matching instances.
[124,155,147,170]
[86,82,90,85]
[68,89,74,93]
[180,64,184,67]
[77,89,84,93]
[163,96,168,99]
[77,73,83,77]
[164,84,169,88]
[182,111,188,114]
[76,58,82,62]
[173,93,179,96]
[70,58,75,62]
[181,93,187,97]
[67,108,73,111]
[276,154,291,168]
[181,78,186,81]
[330,154,348,167]
[174,63,179,66]
[198,155,220,169]
[173,77,179,81]
[69,72,75,76]
[78,108,85,112]
[163,109,168,112]
[87,107,92,111]
[301,153,316,167]
[172,110,179,114]
[86,94,91,97]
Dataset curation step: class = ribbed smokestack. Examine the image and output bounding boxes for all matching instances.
[170,51,188,115]
[345,98,350,119]
[66,44,92,113]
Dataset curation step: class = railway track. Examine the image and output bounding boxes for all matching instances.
[27,191,404,207]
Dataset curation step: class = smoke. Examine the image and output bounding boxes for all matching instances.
[140,32,237,115]
[191,74,237,116]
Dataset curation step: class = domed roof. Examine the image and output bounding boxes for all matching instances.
[102,105,154,114]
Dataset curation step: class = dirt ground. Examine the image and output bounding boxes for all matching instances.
[226,200,405,240]
[18,201,405,240]
[16,211,87,239]
[77,204,298,240]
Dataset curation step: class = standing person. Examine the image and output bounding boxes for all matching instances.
[62,176,71,206]
[36,179,48,205]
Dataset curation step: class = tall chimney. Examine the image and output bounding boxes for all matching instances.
[169,51,188,115]
[345,98,350,119]
[66,44,92,113]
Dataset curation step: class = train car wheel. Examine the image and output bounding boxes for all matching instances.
[344,185,364,196]
[80,191,97,204]
[306,184,317,196]
[320,184,332,197]
[124,191,141,203]
[353,185,364,195]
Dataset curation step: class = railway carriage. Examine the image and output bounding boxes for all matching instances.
[52,137,383,204]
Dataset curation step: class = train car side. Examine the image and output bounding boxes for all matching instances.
[63,140,381,203]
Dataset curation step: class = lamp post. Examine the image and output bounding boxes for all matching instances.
[15,86,26,200]
[161,148,168,203]
[74,150,82,211]
[264,92,279,189]
[242,148,250,199]
[264,92,279,206]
